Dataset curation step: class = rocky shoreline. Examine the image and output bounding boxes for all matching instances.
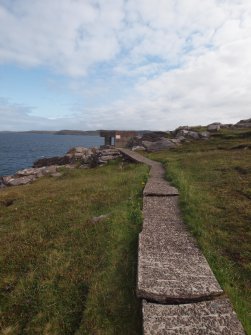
[0,147,122,188]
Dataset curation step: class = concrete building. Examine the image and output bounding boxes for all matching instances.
[100,130,138,148]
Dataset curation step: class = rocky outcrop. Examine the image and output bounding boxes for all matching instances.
[33,156,71,167]
[128,128,211,152]
[142,138,176,151]
[1,165,63,187]
[235,118,251,128]
[1,147,122,188]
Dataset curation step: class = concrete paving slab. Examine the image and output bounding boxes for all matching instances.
[119,148,154,166]
[143,196,182,223]
[149,164,166,178]
[143,299,245,334]
[137,230,223,302]
[144,177,179,196]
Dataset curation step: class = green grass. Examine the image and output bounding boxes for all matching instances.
[146,128,251,334]
[0,160,148,335]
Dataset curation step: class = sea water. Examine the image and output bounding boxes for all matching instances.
[0,132,103,176]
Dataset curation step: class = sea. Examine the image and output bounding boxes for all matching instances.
[0,132,103,177]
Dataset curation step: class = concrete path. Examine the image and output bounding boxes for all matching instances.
[119,148,245,334]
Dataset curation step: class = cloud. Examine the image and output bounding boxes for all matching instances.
[1,0,249,76]
[0,0,251,129]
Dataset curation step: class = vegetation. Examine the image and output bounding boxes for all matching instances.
[146,127,251,334]
[0,160,148,335]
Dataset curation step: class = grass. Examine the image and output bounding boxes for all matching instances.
[146,128,251,334]
[0,160,148,335]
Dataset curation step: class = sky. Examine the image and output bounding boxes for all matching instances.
[0,0,251,131]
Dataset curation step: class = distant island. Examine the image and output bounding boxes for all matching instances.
[24,130,100,136]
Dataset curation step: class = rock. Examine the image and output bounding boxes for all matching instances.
[187,131,200,140]
[235,118,251,128]
[176,129,200,140]
[169,138,182,144]
[0,178,6,188]
[127,132,170,149]
[3,175,36,186]
[33,156,71,168]
[99,155,117,162]
[40,166,58,175]
[199,131,210,139]
[207,123,221,132]
[142,138,176,151]
[221,123,233,128]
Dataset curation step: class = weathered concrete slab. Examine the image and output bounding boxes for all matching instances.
[143,299,245,334]
[143,196,182,223]
[138,230,223,302]
[144,177,179,196]
[139,197,223,302]
[149,164,166,178]
[119,148,154,166]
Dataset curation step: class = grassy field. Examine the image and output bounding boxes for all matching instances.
[0,160,148,335]
[146,128,251,334]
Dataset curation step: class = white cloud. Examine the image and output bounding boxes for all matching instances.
[0,0,251,129]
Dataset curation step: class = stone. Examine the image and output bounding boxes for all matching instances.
[100,148,121,156]
[99,155,117,161]
[187,131,200,140]
[143,299,245,334]
[235,118,251,128]
[142,138,176,151]
[40,165,58,175]
[73,152,85,159]
[176,130,200,140]
[199,131,210,139]
[33,155,71,167]
[16,167,39,176]
[207,123,221,132]
[0,178,6,188]
[3,175,36,186]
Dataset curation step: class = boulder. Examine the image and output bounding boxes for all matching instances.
[142,138,176,151]
[235,118,251,128]
[207,123,221,132]
[199,131,210,139]
[176,129,200,140]
[3,175,36,186]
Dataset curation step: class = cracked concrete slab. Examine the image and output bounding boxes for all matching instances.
[137,230,223,302]
[143,299,245,335]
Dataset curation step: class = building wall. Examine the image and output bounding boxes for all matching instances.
[115,131,137,148]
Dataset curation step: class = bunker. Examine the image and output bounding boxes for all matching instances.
[100,130,138,148]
